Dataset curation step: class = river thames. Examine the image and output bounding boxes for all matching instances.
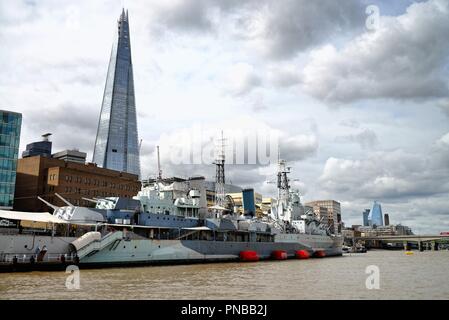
[0,250,448,300]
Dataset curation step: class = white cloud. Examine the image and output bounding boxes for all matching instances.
[222,63,262,96]
[335,128,379,149]
[319,132,449,200]
[236,0,365,59]
[301,0,449,103]
[438,132,449,145]
[147,0,364,59]
[138,118,318,188]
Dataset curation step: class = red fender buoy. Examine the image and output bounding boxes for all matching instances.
[239,251,259,262]
[295,250,310,259]
[314,250,326,258]
[271,250,288,260]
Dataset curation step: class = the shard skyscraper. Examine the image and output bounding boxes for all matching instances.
[93,9,141,177]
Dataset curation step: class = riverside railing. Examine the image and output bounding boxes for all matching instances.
[0,252,78,264]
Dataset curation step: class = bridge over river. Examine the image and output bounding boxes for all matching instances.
[353,234,449,251]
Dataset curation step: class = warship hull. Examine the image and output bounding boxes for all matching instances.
[0,232,342,272]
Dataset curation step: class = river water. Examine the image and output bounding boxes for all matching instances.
[0,250,448,300]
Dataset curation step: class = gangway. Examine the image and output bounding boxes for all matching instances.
[70,231,123,259]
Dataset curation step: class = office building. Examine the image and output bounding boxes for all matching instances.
[384,213,390,226]
[363,209,370,226]
[305,200,341,234]
[22,133,52,158]
[242,189,256,216]
[358,224,413,237]
[307,204,329,226]
[0,110,22,209]
[368,200,383,226]
[261,197,275,216]
[14,155,140,212]
[93,9,141,176]
[228,189,263,217]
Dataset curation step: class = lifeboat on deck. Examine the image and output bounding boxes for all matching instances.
[295,250,310,259]
[271,250,288,260]
[313,250,326,258]
[239,251,259,262]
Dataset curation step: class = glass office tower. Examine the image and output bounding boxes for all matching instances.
[362,209,370,226]
[0,110,22,209]
[368,201,384,227]
[242,188,256,217]
[93,9,141,177]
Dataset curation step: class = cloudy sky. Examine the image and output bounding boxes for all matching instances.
[1,0,449,233]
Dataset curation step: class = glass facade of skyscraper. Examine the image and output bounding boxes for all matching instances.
[368,201,384,227]
[363,209,370,226]
[93,9,141,177]
[0,110,22,209]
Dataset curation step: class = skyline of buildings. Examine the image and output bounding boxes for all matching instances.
[362,201,391,228]
[93,9,141,177]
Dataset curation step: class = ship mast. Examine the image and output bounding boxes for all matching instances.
[277,156,290,208]
[214,131,226,218]
[157,145,162,181]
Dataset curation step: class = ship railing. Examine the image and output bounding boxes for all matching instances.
[0,253,78,264]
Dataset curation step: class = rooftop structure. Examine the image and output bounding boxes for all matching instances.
[52,149,87,164]
[22,134,52,158]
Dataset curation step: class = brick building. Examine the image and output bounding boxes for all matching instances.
[14,155,140,212]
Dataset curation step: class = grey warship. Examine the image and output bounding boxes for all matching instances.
[0,156,342,271]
